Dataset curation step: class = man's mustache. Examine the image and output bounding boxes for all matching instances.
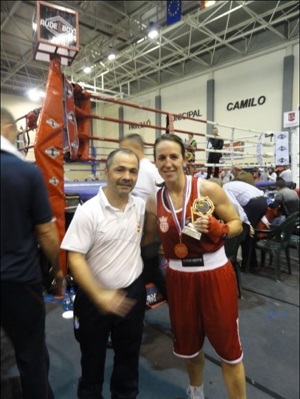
[118,180,132,186]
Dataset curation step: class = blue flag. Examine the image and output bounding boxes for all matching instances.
[167,0,182,26]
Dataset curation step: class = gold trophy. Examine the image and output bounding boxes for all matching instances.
[182,196,215,240]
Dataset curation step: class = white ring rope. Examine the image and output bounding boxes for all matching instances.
[16,96,278,176]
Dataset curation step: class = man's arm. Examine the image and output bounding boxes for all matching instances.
[67,251,135,316]
[35,220,63,282]
[141,196,159,245]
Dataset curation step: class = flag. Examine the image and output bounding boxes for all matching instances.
[167,0,182,26]
[275,131,289,165]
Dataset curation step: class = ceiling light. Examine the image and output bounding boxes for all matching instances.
[27,88,45,102]
[201,0,216,8]
[148,22,159,40]
[83,66,92,74]
[108,50,116,61]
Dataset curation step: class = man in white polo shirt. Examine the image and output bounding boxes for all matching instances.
[61,148,147,399]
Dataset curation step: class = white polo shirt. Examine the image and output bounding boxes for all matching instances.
[61,187,145,289]
[131,157,163,201]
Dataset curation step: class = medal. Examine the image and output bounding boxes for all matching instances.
[174,242,188,258]
[165,178,189,258]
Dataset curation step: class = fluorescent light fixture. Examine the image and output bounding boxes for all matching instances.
[108,52,116,61]
[203,1,216,7]
[83,66,92,74]
[27,88,45,102]
[148,22,159,39]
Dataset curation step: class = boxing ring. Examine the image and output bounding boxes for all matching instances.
[15,54,291,279]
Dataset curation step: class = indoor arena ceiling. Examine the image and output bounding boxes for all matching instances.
[1,0,299,99]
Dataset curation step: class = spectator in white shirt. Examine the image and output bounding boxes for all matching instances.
[267,167,277,182]
[209,178,253,263]
[223,180,268,270]
[220,168,234,183]
[194,167,207,179]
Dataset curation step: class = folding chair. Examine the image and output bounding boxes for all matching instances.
[254,211,299,281]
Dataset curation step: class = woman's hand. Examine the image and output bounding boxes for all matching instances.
[193,215,210,233]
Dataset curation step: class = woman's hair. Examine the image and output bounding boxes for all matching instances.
[153,134,186,188]
[153,134,185,160]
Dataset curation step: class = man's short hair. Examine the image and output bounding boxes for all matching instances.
[120,133,144,148]
[232,164,242,172]
[276,178,287,189]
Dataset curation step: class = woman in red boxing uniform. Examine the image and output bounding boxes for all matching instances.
[145,134,247,399]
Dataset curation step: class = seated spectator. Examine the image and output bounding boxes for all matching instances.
[251,168,260,183]
[259,167,269,182]
[220,168,234,183]
[231,164,242,179]
[269,178,299,226]
[268,167,277,182]
[194,167,207,179]
[279,165,292,182]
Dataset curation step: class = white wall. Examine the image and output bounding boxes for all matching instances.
[1,93,43,122]
[214,50,285,134]
[292,42,299,110]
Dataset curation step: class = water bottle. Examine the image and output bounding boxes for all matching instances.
[63,289,72,311]
[69,286,76,309]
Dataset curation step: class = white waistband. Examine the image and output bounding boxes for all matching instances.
[169,246,228,272]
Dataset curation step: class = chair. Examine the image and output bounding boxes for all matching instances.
[288,215,300,252]
[254,211,299,281]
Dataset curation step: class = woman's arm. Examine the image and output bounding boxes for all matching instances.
[193,180,242,238]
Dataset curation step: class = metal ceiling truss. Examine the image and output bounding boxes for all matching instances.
[1,1,299,98]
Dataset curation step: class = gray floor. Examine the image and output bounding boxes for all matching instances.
[1,248,299,399]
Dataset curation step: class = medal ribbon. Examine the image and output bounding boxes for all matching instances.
[165,178,188,242]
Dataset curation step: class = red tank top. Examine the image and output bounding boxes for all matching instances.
[157,176,224,259]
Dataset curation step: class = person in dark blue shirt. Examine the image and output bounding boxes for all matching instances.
[1,107,63,399]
